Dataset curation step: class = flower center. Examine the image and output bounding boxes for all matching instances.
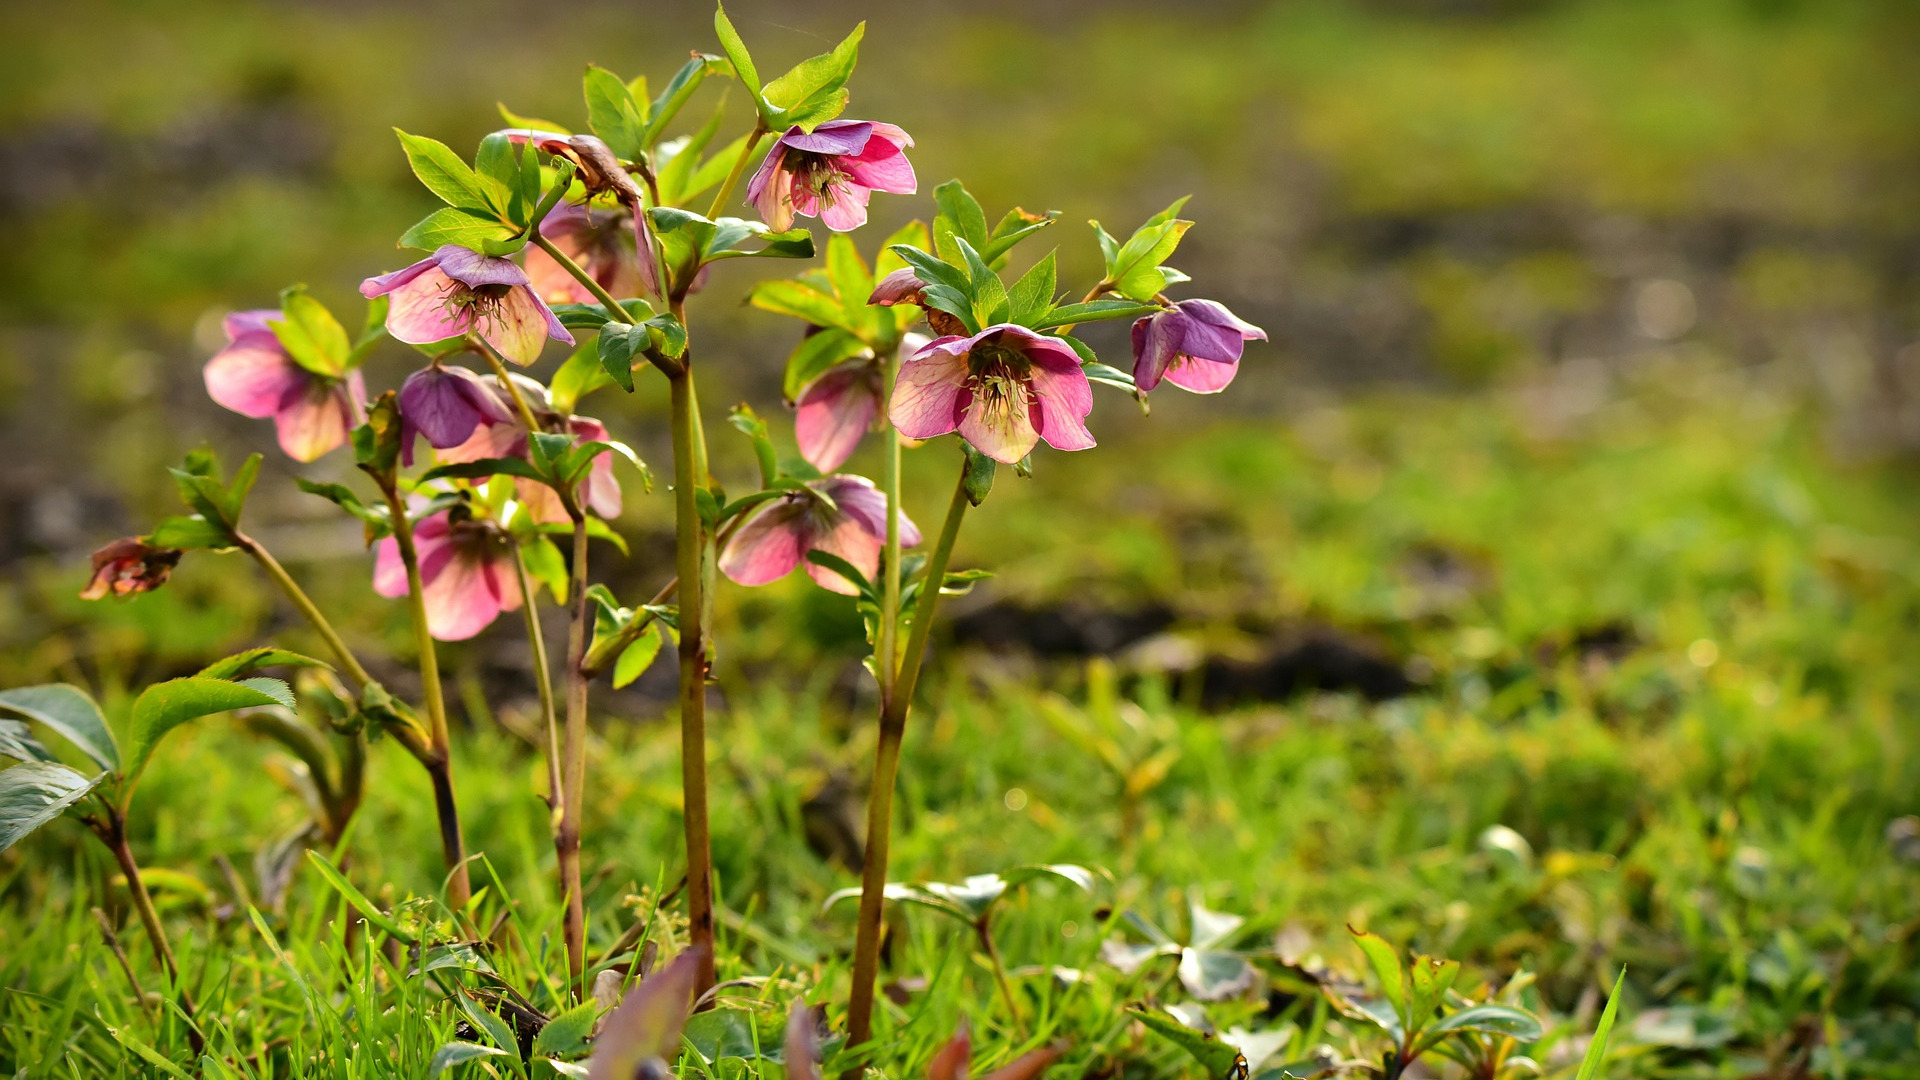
[788,150,850,209]
[439,281,514,328]
[965,344,1034,428]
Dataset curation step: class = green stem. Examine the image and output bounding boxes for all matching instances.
[532,233,681,377]
[236,533,375,691]
[845,463,972,1058]
[380,487,470,909]
[669,360,718,999]
[558,514,593,999]
[512,546,562,815]
[878,347,905,700]
[705,125,766,221]
[978,919,1027,1039]
[477,341,544,433]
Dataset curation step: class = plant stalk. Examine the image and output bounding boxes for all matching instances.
[558,514,593,999]
[978,919,1027,1038]
[236,533,375,691]
[669,360,718,999]
[97,813,201,1051]
[705,124,766,221]
[845,464,972,1058]
[380,488,470,909]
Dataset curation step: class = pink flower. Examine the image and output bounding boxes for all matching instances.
[430,376,623,524]
[203,311,365,462]
[889,324,1096,465]
[745,120,916,233]
[524,202,643,306]
[359,245,573,365]
[794,332,928,472]
[867,267,927,307]
[80,537,181,600]
[1130,299,1267,394]
[396,365,517,466]
[719,475,920,595]
[373,509,521,641]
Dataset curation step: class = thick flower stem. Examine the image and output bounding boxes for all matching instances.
[381,489,470,910]
[669,363,718,998]
[557,515,593,999]
[845,466,972,1060]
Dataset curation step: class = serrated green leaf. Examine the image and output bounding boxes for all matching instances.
[0,720,52,764]
[933,180,990,252]
[400,206,518,253]
[0,762,101,853]
[1351,929,1410,1028]
[584,65,648,160]
[714,5,769,124]
[1006,250,1057,326]
[749,279,855,333]
[1132,1008,1245,1076]
[147,515,235,550]
[394,129,496,213]
[533,1000,600,1057]
[270,288,350,377]
[127,676,294,783]
[763,21,864,131]
[196,648,330,680]
[1031,299,1162,331]
[612,623,665,689]
[643,55,725,147]
[430,1042,509,1076]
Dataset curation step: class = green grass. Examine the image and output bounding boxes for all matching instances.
[4,359,1916,1077]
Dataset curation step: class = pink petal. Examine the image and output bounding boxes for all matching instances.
[718,498,810,586]
[1022,336,1097,452]
[841,137,915,195]
[795,367,877,472]
[204,340,306,418]
[1164,355,1240,393]
[525,240,594,305]
[816,180,871,232]
[515,479,569,526]
[816,475,920,547]
[420,549,507,640]
[1131,312,1181,392]
[382,267,472,345]
[372,536,408,598]
[804,515,882,595]
[359,254,440,299]
[273,380,353,462]
[1180,298,1267,342]
[433,245,532,289]
[780,121,871,155]
[868,267,925,306]
[958,386,1041,465]
[478,284,570,366]
[863,122,915,150]
[889,340,972,440]
[749,150,795,232]
[223,309,279,340]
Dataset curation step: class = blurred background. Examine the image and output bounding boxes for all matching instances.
[2,0,1918,693]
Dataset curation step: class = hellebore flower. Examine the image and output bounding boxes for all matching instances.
[719,475,920,595]
[1130,299,1267,394]
[373,509,520,641]
[360,245,573,365]
[890,324,1095,465]
[746,120,916,233]
[430,375,623,524]
[869,269,965,337]
[79,537,182,600]
[794,333,929,472]
[396,365,518,466]
[203,310,365,462]
[524,202,643,305]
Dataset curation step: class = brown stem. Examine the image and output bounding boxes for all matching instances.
[97,815,201,1052]
[978,918,1027,1038]
[845,466,972,1060]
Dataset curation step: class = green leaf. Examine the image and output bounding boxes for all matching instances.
[954,237,1008,325]
[399,206,518,253]
[0,684,120,771]
[961,444,996,506]
[782,328,867,402]
[517,535,568,604]
[643,55,726,147]
[1573,970,1626,1080]
[714,5,769,123]
[419,457,550,484]
[0,720,52,764]
[887,244,970,295]
[728,403,780,487]
[394,129,496,213]
[875,220,932,279]
[270,287,350,377]
[584,64,648,160]
[0,762,101,853]
[1082,361,1137,395]
[933,180,990,252]
[763,22,864,128]
[1351,929,1410,1028]
[645,314,689,360]
[429,1042,509,1076]
[534,1000,600,1057]
[825,231,873,305]
[612,623,665,690]
[222,453,262,524]
[1006,250,1058,326]
[295,479,390,539]
[1408,955,1462,1026]
[1107,212,1192,301]
[1132,1008,1245,1077]
[1422,1004,1543,1043]
[147,515,234,550]
[497,102,571,134]
[127,677,293,783]
[805,550,875,598]
[982,208,1059,264]
[196,648,330,680]
[749,279,855,333]
[1180,948,1256,1001]
[1031,299,1162,331]
[306,850,419,943]
[551,338,613,415]
[597,322,642,392]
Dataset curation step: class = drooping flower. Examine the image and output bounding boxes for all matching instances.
[890,324,1096,464]
[746,120,916,233]
[524,202,644,306]
[719,475,920,595]
[431,376,623,524]
[1130,299,1267,394]
[203,310,365,462]
[793,333,929,472]
[360,245,572,365]
[373,508,521,641]
[869,269,965,337]
[79,537,182,600]
[396,365,518,466]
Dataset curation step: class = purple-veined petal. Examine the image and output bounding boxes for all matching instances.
[359,254,440,299]
[863,122,914,150]
[573,417,623,520]
[804,514,883,595]
[1130,311,1182,392]
[1179,298,1267,342]
[478,284,563,365]
[420,546,509,640]
[795,366,877,472]
[432,245,532,289]
[748,148,795,232]
[815,475,920,548]
[380,267,473,346]
[869,267,925,306]
[204,339,307,419]
[779,121,872,156]
[1163,355,1240,393]
[889,340,972,440]
[1024,335,1097,452]
[374,509,451,598]
[223,309,280,340]
[399,365,517,454]
[273,379,354,462]
[717,497,811,587]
